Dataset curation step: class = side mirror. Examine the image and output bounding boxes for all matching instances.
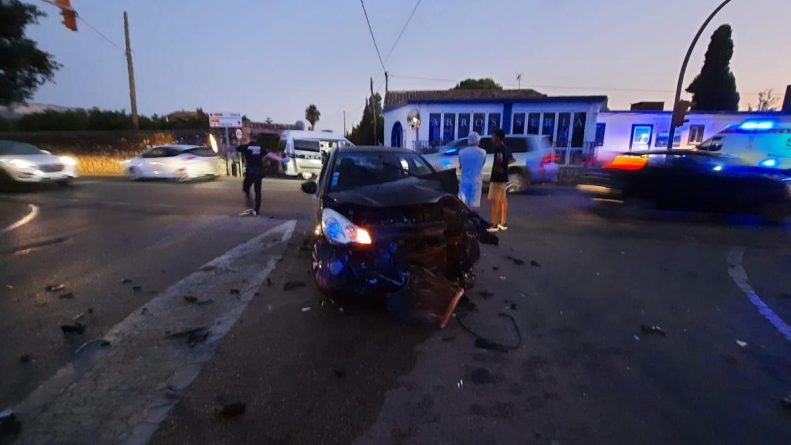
[301,180,317,194]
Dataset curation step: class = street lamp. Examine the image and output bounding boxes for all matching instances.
[667,0,733,151]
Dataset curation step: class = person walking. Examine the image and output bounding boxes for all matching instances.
[487,128,512,232]
[458,132,486,208]
[236,134,285,216]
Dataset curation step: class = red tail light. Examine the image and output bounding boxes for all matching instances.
[603,155,648,171]
[539,152,558,167]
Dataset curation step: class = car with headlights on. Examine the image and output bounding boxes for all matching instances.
[123,145,221,181]
[0,140,78,185]
[300,147,492,297]
[578,150,791,221]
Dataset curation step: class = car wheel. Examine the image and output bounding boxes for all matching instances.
[176,168,191,183]
[127,167,142,181]
[506,168,529,193]
[57,178,74,187]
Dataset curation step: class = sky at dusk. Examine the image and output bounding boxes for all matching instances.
[26,0,791,133]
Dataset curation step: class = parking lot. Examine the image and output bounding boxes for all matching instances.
[1,177,790,444]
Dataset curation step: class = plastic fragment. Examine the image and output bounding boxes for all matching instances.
[640,325,666,336]
[736,340,748,348]
[46,284,65,292]
[60,322,86,334]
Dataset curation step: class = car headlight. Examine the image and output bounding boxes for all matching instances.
[1,159,36,169]
[321,208,372,245]
[60,156,77,166]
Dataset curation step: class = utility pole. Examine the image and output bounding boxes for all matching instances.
[123,11,139,130]
[370,77,378,145]
[385,71,389,97]
[666,0,732,151]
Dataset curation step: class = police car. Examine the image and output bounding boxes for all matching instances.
[697,119,791,169]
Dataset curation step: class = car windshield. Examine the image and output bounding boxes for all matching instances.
[329,152,434,192]
[0,140,46,155]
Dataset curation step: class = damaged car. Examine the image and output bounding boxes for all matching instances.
[300,147,494,309]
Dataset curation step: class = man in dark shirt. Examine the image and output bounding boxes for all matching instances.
[487,128,512,232]
[236,134,285,216]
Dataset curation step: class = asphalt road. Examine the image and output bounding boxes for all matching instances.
[1,177,790,444]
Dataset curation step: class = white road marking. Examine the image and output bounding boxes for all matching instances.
[11,219,297,444]
[0,204,38,235]
[727,247,791,342]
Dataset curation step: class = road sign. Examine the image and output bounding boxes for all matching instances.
[209,112,242,128]
[235,129,243,139]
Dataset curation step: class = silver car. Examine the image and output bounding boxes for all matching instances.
[0,140,78,185]
[423,134,559,192]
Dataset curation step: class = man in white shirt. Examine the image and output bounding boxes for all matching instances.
[457,132,486,207]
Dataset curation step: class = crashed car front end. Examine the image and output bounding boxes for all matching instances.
[312,192,487,297]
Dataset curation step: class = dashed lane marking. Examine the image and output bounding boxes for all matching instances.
[727,247,791,342]
[11,219,297,444]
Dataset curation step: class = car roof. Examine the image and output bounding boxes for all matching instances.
[153,144,206,151]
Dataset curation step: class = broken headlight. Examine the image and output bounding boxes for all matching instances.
[321,208,372,245]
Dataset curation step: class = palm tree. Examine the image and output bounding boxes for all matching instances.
[305,104,321,131]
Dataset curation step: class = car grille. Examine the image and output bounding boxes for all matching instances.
[38,163,64,173]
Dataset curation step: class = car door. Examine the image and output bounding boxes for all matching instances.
[138,147,167,176]
[153,147,182,177]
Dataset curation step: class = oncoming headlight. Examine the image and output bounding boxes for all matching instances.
[60,156,77,166]
[321,208,372,245]
[1,159,36,169]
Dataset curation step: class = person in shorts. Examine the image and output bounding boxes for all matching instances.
[487,128,512,232]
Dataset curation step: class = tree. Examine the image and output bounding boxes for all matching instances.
[0,1,60,106]
[264,117,273,125]
[304,104,321,130]
[454,78,502,90]
[748,89,779,111]
[348,93,383,145]
[685,24,739,111]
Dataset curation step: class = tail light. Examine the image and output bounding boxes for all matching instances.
[539,152,558,167]
[603,155,648,171]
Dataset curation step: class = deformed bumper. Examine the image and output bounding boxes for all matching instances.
[312,237,410,295]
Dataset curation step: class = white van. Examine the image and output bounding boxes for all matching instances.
[279,130,353,179]
[697,119,791,169]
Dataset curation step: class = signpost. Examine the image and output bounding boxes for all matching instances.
[210,112,243,176]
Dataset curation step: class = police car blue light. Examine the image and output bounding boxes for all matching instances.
[759,158,778,168]
[739,120,774,130]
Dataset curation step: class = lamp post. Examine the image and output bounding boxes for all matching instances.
[667,0,733,151]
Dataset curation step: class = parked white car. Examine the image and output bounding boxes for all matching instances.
[0,140,78,185]
[423,134,558,192]
[123,145,221,181]
[279,130,354,179]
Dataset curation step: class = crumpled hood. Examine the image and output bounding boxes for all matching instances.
[327,176,454,208]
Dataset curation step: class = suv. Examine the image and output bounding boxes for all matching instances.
[423,134,558,192]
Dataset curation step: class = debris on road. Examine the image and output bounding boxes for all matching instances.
[166,327,209,347]
[183,295,198,303]
[736,340,748,348]
[197,299,215,306]
[75,339,111,355]
[0,408,22,436]
[214,402,246,418]
[45,283,65,292]
[229,288,240,295]
[266,278,272,287]
[385,267,464,329]
[457,312,522,352]
[509,303,517,311]
[19,354,32,364]
[640,325,666,337]
[58,292,74,299]
[530,260,541,267]
[132,286,142,292]
[283,281,307,292]
[499,276,507,280]
[478,290,494,300]
[505,256,525,266]
[121,278,132,284]
[60,322,86,334]
[301,306,311,312]
[163,384,180,400]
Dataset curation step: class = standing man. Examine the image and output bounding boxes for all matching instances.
[236,134,286,216]
[487,128,512,232]
[458,132,486,208]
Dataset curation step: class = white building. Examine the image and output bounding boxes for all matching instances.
[383,88,791,165]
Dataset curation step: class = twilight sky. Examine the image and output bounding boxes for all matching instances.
[26,0,790,132]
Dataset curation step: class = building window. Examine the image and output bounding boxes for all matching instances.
[429,113,441,144]
[542,113,556,142]
[473,113,485,135]
[688,124,705,145]
[595,123,606,147]
[487,113,501,135]
[571,113,586,147]
[527,112,541,134]
[630,124,653,150]
[458,113,470,139]
[556,113,571,147]
[512,113,525,134]
[655,132,681,147]
[443,113,456,143]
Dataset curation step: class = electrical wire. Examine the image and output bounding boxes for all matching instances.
[359,0,386,73]
[77,16,127,54]
[373,0,422,85]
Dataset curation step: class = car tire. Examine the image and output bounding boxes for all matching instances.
[57,178,74,187]
[176,168,191,183]
[506,168,529,193]
[127,167,142,181]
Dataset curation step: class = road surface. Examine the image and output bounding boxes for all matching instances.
[1,177,789,444]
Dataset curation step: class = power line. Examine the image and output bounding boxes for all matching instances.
[78,16,126,54]
[373,0,422,84]
[359,0,386,73]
